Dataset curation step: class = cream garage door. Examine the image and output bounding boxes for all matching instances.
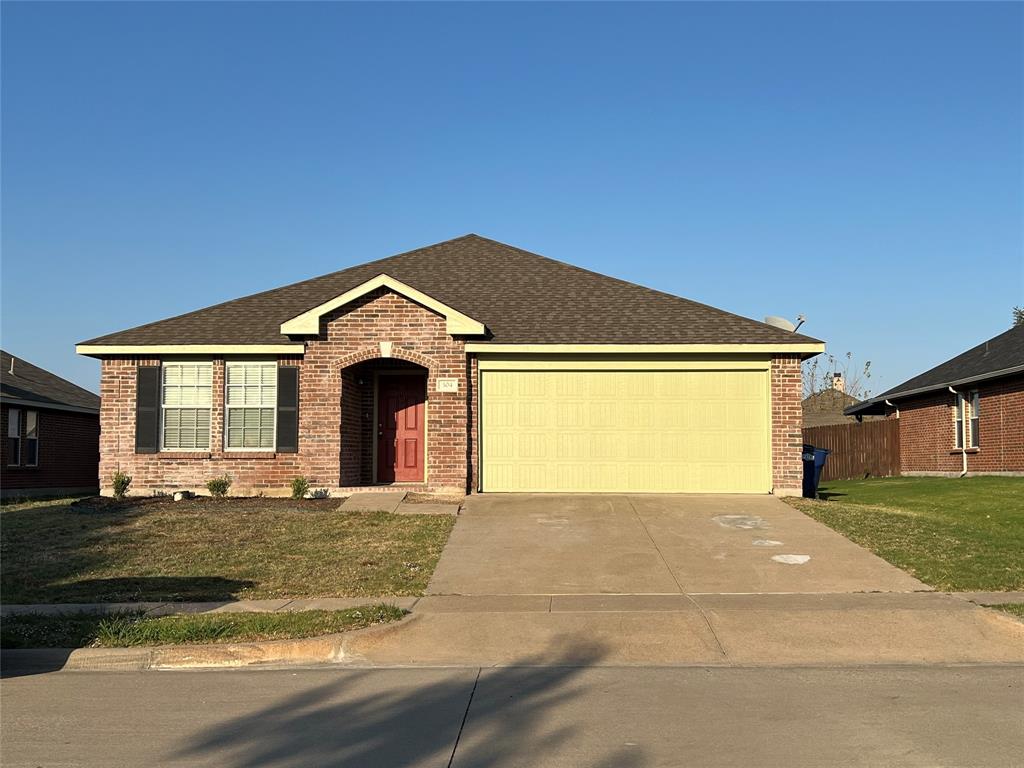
[481,369,771,493]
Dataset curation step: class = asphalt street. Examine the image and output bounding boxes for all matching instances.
[2,664,1022,767]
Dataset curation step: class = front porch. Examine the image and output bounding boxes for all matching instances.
[339,357,429,489]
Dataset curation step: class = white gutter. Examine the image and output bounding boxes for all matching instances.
[948,386,968,477]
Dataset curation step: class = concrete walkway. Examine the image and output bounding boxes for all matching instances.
[342,591,1024,667]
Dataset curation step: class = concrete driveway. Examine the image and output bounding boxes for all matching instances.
[376,496,1024,668]
[428,494,927,596]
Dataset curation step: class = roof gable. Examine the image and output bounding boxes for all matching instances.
[279,274,487,336]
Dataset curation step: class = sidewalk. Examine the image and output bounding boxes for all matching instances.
[0,596,420,617]
[3,591,1023,672]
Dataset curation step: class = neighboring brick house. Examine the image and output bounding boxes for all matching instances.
[1,350,100,498]
[77,235,824,497]
[845,325,1023,475]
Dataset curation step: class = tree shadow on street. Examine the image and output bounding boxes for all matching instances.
[173,642,643,767]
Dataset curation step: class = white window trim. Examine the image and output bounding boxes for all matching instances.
[968,390,980,449]
[954,393,965,449]
[7,407,21,466]
[160,361,213,452]
[223,360,277,452]
[24,410,38,467]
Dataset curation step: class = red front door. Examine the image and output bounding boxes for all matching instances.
[377,375,426,483]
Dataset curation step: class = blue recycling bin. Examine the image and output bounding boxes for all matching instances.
[802,443,831,498]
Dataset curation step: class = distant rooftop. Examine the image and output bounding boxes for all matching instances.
[1,350,99,413]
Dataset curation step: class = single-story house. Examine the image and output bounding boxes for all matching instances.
[76,235,824,497]
[845,324,1023,475]
[802,374,879,428]
[1,350,101,498]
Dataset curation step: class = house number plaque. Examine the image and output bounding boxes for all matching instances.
[435,378,459,393]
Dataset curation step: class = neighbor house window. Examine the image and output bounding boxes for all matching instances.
[969,390,980,449]
[161,362,212,450]
[225,361,276,450]
[954,393,965,449]
[24,410,38,467]
[7,408,20,465]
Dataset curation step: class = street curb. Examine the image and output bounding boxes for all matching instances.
[3,615,416,673]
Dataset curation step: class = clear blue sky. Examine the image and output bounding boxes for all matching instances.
[3,2,1022,395]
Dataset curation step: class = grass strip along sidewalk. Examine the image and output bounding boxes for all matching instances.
[0,605,405,649]
[786,476,1024,592]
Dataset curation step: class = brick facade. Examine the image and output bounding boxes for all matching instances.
[95,291,810,496]
[888,374,1023,475]
[98,290,469,496]
[1,404,99,496]
[770,354,804,495]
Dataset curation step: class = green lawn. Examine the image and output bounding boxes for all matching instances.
[785,476,1024,592]
[0,605,405,649]
[1,496,454,603]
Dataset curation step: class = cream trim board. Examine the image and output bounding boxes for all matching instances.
[466,343,825,355]
[77,344,305,357]
[477,355,771,372]
[280,274,487,337]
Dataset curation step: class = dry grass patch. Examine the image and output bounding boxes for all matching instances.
[1,496,454,603]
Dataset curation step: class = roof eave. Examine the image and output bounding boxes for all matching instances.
[0,395,99,415]
[76,344,306,359]
[466,342,826,356]
[844,363,1024,416]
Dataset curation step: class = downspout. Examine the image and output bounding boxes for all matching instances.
[884,399,899,419]
[948,386,968,477]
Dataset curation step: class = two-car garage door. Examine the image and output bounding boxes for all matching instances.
[480,368,771,493]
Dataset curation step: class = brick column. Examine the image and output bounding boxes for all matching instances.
[771,354,803,495]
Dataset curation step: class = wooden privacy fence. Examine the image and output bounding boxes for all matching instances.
[801,420,901,481]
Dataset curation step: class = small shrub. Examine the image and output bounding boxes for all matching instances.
[206,475,232,498]
[291,476,311,499]
[111,471,132,500]
[310,488,331,499]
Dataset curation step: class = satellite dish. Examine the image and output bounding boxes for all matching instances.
[764,315,797,332]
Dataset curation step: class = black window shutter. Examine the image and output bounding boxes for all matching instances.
[135,366,161,454]
[276,367,299,453]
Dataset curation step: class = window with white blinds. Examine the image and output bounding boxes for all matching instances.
[225,362,276,450]
[161,362,212,450]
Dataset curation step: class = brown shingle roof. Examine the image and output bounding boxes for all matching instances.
[846,325,1024,416]
[1,350,100,412]
[81,234,822,348]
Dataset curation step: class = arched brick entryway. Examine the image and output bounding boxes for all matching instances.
[337,349,435,487]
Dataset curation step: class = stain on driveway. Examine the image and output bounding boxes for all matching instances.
[427,494,929,596]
